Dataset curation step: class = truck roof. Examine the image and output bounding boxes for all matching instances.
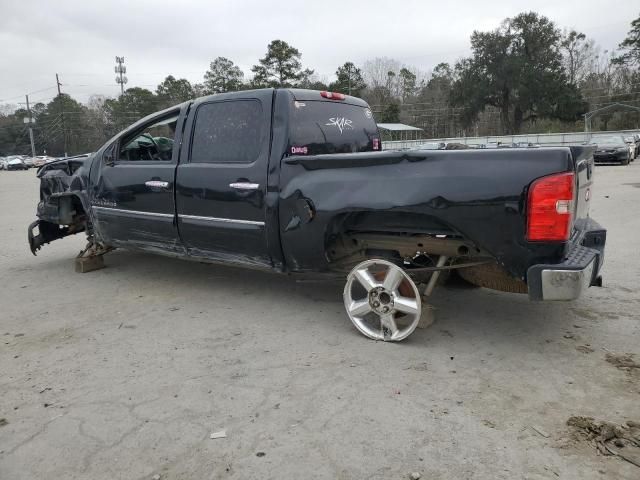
[285,89,369,107]
[195,88,369,108]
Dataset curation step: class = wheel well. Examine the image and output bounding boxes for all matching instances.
[323,212,485,274]
[326,211,457,239]
[39,193,88,230]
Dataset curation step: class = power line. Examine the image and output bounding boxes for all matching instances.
[56,73,68,156]
[0,86,58,103]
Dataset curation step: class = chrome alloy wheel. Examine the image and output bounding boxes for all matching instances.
[343,259,421,341]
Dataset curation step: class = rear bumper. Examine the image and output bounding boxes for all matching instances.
[527,219,606,301]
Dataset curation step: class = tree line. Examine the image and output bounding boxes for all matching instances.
[1,11,639,156]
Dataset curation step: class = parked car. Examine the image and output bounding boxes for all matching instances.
[27,88,606,342]
[32,156,60,168]
[623,136,637,160]
[592,135,631,165]
[6,158,29,170]
[33,157,48,168]
[632,133,640,157]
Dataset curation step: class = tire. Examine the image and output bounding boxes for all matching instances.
[622,156,630,166]
[457,262,528,294]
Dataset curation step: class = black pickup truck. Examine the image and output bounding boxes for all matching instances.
[28,88,606,341]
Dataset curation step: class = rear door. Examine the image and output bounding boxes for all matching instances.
[90,107,185,251]
[175,90,273,267]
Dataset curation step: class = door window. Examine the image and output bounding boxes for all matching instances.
[118,112,179,161]
[190,100,263,164]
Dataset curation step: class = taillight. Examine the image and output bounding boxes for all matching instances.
[526,172,575,242]
[320,91,345,100]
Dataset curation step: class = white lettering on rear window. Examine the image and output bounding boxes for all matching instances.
[325,117,354,134]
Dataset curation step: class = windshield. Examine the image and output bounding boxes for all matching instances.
[288,100,380,155]
[594,136,624,145]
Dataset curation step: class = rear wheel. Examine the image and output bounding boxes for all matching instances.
[343,259,421,341]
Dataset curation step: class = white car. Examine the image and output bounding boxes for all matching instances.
[6,158,29,170]
[624,136,636,161]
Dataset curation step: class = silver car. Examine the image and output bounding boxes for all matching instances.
[623,136,636,161]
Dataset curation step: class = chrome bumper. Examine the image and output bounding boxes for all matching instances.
[539,260,595,301]
[527,219,605,301]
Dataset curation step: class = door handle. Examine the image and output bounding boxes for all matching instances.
[229,182,260,190]
[145,180,170,189]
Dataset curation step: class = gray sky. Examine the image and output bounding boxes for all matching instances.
[0,0,637,106]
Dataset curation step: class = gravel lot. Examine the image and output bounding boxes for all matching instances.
[1,164,639,480]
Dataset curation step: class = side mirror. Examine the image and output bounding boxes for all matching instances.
[104,143,117,166]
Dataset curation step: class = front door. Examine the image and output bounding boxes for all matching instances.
[90,106,185,252]
[175,91,272,267]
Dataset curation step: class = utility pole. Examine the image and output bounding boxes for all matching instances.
[56,73,68,156]
[25,95,36,157]
[347,63,352,96]
[115,56,128,95]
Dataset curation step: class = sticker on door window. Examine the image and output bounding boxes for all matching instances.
[291,146,308,155]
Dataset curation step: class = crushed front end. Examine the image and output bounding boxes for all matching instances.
[28,156,92,255]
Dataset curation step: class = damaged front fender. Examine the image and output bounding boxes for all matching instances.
[28,155,94,255]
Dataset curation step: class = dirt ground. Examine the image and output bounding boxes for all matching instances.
[0,163,638,480]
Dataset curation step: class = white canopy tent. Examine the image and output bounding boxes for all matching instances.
[377,123,424,141]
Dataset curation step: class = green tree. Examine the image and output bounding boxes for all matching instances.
[398,68,417,101]
[560,30,598,85]
[35,94,91,155]
[615,13,640,66]
[251,40,306,87]
[329,62,367,96]
[412,63,457,137]
[297,69,328,90]
[0,110,31,156]
[451,12,587,134]
[203,57,245,93]
[380,102,401,122]
[103,87,158,132]
[156,75,195,107]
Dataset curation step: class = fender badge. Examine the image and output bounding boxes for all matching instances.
[585,188,590,202]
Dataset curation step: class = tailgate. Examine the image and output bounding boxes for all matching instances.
[569,146,596,230]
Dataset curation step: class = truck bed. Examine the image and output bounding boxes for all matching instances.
[278,146,600,284]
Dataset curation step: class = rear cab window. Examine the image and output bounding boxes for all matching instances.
[288,96,380,155]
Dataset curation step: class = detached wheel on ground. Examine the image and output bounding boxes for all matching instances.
[343,259,421,341]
